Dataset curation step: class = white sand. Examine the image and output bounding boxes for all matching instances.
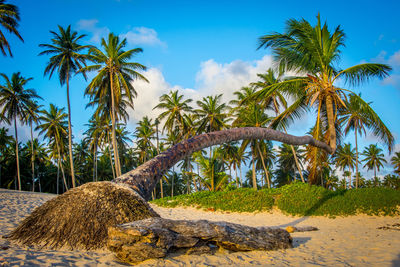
[0,188,399,266]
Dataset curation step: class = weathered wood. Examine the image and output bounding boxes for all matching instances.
[108,217,293,264]
[113,127,333,200]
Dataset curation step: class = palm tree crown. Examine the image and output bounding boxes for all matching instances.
[0,0,23,56]
[258,14,392,152]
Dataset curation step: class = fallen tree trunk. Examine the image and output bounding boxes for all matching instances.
[9,127,332,249]
[113,127,332,200]
[108,217,293,264]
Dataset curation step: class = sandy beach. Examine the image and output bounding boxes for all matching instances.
[0,188,399,266]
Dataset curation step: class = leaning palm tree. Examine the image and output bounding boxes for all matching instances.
[362,144,387,179]
[391,152,400,175]
[258,14,392,153]
[80,33,148,177]
[0,0,23,56]
[10,127,332,250]
[0,72,40,190]
[39,25,90,188]
[339,93,393,188]
[335,143,356,189]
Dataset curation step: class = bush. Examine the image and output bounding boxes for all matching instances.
[152,188,275,212]
[151,182,400,216]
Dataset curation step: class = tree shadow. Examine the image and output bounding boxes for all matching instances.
[303,190,346,216]
[292,237,311,248]
[391,253,400,267]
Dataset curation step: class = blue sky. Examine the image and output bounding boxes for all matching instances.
[1,0,400,175]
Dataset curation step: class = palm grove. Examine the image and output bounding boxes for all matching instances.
[1,1,399,196]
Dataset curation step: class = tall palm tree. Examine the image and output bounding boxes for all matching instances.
[195,94,229,134]
[362,144,387,179]
[81,33,147,177]
[36,104,69,190]
[0,72,40,190]
[39,25,91,188]
[0,127,12,186]
[258,14,392,153]
[0,0,23,56]
[249,68,305,182]
[339,94,394,188]
[134,116,155,164]
[335,143,356,189]
[391,152,400,175]
[233,102,271,189]
[154,90,193,137]
[275,143,304,186]
[24,102,41,191]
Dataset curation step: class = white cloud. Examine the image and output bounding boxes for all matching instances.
[120,27,166,48]
[76,20,165,49]
[76,19,109,43]
[388,50,400,66]
[127,55,275,126]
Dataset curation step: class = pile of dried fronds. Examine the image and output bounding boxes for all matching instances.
[8,182,159,249]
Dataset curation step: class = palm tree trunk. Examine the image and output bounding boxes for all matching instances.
[256,142,270,188]
[56,142,68,191]
[281,125,304,183]
[251,146,257,190]
[109,71,121,177]
[374,163,377,179]
[66,74,76,188]
[349,168,352,189]
[56,160,59,195]
[14,117,21,191]
[355,128,359,189]
[325,95,337,152]
[30,124,35,192]
[235,167,239,188]
[107,134,116,180]
[113,127,332,200]
[93,144,97,182]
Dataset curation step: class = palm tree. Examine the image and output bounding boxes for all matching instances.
[36,104,69,191]
[391,152,400,175]
[0,72,40,190]
[39,25,91,188]
[154,90,193,138]
[195,94,229,134]
[339,93,393,188]
[249,68,305,182]
[258,14,392,153]
[335,143,356,189]
[81,33,147,177]
[362,144,387,179]
[233,102,270,189]
[0,127,12,186]
[275,143,304,187]
[134,116,155,164]
[24,102,41,191]
[0,0,23,56]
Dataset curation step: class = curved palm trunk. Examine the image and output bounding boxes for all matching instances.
[325,95,337,152]
[66,74,76,188]
[251,145,257,190]
[109,72,122,177]
[30,124,35,192]
[114,127,332,200]
[14,117,21,191]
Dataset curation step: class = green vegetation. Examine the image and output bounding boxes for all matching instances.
[152,182,400,216]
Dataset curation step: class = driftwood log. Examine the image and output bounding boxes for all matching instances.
[9,127,332,250]
[108,217,293,264]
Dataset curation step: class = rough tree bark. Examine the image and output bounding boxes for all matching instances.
[114,127,332,200]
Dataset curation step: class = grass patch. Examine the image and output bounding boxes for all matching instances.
[151,183,400,216]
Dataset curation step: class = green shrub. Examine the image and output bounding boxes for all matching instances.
[151,188,275,212]
[152,183,400,216]
[276,182,400,216]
